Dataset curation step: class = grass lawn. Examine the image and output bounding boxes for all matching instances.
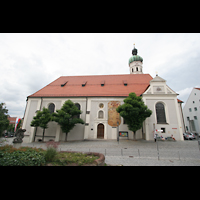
[47,152,99,166]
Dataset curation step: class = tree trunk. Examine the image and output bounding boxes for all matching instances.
[133,131,136,141]
[65,132,68,142]
[42,128,45,142]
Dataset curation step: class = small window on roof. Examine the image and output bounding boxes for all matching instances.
[123,80,127,86]
[101,80,105,86]
[61,81,68,87]
[82,81,87,87]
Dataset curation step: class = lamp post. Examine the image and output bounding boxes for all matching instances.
[117,121,119,144]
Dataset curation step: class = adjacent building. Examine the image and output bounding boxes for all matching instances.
[183,88,200,134]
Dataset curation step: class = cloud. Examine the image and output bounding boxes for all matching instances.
[1,33,200,117]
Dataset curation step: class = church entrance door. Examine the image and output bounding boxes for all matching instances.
[97,123,104,139]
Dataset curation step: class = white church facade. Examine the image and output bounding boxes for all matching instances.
[22,45,185,142]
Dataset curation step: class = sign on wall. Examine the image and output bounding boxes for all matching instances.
[119,131,128,137]
[108,101,121,127]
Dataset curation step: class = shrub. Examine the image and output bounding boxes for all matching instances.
[0,145,46,166]
[44,147,57,162]
[44,141,59,162]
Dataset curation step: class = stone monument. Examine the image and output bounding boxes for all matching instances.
[13,128,26,148]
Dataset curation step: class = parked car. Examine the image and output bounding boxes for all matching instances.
[4,132,14,138]
[194,133,200,139]
[188,132,196,139]
[183,133,195,140]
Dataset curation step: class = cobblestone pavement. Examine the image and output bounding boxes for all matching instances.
[2,138,200,166]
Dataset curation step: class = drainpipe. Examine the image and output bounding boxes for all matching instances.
[83,97,88,140]
[22,97,28,127]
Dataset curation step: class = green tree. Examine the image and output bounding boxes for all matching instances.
[52,100,84,141]
[116,92,152,140]
[30,107,51,141]
[0,103,9,137]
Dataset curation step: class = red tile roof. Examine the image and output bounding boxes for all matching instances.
[177,99,184,103]
[195,88,200,91]
[8,117,17,124]
[28,74,153,98]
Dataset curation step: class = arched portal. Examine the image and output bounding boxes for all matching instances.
[97,123,104,139]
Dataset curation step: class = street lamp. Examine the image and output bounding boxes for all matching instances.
[117,121,119,144]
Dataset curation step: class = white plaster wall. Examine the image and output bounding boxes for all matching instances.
[183,88,200,134]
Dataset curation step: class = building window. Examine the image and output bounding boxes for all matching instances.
[48,103,55,114]
[193,101,195,103]
[189,108,192,112]
[98,110,104,119]
[74,103,81,118]
[187,117,190,121]
[132,68,134,72]
[190,120,196,131]
[194,116,197,120]
[156,102,167,124]
[194,107,197,111]
[99,103,104,108]
[136,67,138,71]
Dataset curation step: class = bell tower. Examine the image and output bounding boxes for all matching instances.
[129,44,143,74]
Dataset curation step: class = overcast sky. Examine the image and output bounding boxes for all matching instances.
[1,33,200,118]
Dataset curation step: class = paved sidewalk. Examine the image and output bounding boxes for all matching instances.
[2,138,200,166]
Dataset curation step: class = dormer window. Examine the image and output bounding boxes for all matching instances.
[82,81,87,87]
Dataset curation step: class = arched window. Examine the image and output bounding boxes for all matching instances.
[48,103,55,114]
[132,68,134,72]
[98,110,104,119]
[75,103,81,119]
[156,102,167,124]
[136,67,138,71]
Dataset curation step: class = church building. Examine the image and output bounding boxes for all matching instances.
[22,45,184,142]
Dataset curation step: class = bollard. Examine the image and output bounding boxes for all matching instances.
[138,149,140,158]
[178,151,180,160]
[157,151,160,160]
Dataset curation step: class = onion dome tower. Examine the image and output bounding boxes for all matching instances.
[129,44,143,74]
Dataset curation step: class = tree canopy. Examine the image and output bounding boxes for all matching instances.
[116,93,152,140]
[30,107,51,141]
[52,100,84,141]
[0,103,9,137]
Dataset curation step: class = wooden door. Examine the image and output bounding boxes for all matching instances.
[97,124,104,139]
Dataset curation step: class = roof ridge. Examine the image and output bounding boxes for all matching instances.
[59,73,152,78]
